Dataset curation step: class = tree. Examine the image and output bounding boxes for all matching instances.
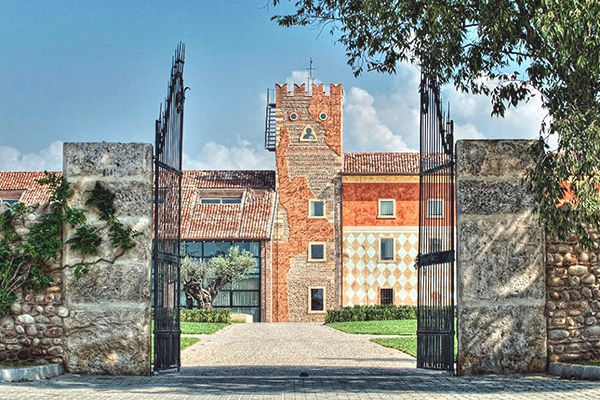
[181,246,257,309]
[273,0,600,244]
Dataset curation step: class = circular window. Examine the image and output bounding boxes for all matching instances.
[290,112,298,121]
[319,112,328,121]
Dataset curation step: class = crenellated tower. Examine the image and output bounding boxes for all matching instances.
[265,83,343,322]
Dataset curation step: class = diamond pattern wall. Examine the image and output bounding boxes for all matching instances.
[342,229,419,306]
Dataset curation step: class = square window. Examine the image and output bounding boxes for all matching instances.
[380,288,394,305]
[380,238,395,261]
[378,199,396,218]
[427,199,444,218]
[309,287,325,312]
[309,200,325,218]
[308,243,325,261]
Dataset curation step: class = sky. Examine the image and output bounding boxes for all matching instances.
[0,1,547,172]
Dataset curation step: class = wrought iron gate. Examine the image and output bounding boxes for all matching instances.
[416,76,455,371]
[153,42,186,371]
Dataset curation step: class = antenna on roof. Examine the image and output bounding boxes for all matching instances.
[306,58,316,89]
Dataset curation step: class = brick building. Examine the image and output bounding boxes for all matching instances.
[0,82,424,323]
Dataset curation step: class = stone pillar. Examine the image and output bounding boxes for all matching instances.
[62,143,152,375]
[456,140,547,375]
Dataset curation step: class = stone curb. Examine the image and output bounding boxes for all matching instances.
[548,362,600,380]
[0,363,63,382]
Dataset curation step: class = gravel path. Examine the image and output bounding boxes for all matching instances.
[180,323,431,377]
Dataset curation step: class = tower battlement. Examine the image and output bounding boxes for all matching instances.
[275,83,343,99]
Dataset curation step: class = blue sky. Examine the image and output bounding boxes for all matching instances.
[0,1,545,171]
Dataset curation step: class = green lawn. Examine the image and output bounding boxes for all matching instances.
[371,336,458,361]
[371,337,418,357]
[574,359,600,366]
[180,322,228,335]
[151,321,229,335]
[328,319,457,361]
[327,319,417,335]
[180,337,201,350]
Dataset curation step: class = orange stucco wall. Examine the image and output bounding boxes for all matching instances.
[342,180,419,227]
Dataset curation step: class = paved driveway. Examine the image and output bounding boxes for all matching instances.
[180,322,421,376]
[3,375,600,399]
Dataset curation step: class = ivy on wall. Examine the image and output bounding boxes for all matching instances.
[0,172,140,315]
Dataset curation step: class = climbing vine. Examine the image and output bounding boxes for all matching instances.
[0,172,140,315]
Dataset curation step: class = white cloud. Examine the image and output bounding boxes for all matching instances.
[0,141,63,171]
[344,87,411,152]
[285,70,322,88]
[184,137,274,170]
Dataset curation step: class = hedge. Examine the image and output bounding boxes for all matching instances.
[325,305,417,323]
[180,308,231,323]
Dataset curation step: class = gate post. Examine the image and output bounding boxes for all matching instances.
[456,140,547,375]
[62,142,153,375]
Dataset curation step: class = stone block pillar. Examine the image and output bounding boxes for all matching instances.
[456,140,547,375]
[62,143,153,375]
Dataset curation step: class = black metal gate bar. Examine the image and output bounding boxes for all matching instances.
[153,42,186,372]
[416,75,455,371]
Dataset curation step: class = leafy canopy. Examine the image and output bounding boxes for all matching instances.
[273,0,600,243]
[181,246,257,308]
[0,173,140,315]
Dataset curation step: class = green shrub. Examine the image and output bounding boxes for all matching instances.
[179,308,231,323]
[325,305,417,323]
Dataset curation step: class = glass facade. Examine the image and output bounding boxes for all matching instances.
[181,240,262,322]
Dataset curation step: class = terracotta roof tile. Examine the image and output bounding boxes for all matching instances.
[0,170,277,241]
[343,152,420,175]
[182,170,276,240]
[0,171,57,205]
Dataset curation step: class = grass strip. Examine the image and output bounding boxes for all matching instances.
[327,319,417,335]
[371,337,418,357]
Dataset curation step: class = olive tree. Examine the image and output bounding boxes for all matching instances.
[273,0,600,244]
[181,246,257,309]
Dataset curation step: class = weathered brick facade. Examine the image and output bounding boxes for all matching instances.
[271,83,343,322]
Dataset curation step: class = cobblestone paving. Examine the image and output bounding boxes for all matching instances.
[1,374,600,400]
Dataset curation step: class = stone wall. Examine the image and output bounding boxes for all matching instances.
[456,140,547,375]
[0,203,68,365]
[546,233,600,362]
[272,83,343,322]
[62,142,152,375]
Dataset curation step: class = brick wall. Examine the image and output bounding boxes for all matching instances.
[272,83,343,322]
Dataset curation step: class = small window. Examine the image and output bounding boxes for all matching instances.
[201,197,242,204]
[427,199,444,218]
[290,112,298,121]
[201,198,221,204]
[308,200,325,218]
[1,199,20,205]
[379,238,395,261]
[378,199,396,218]
[429,238,443,253]
[301,126,316,141]
[222,198,242,204]
[309,287,325,313]
[308,242,325,261]
[380,288,394,306]
[0,190,24,205]
[319,112,327,121]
